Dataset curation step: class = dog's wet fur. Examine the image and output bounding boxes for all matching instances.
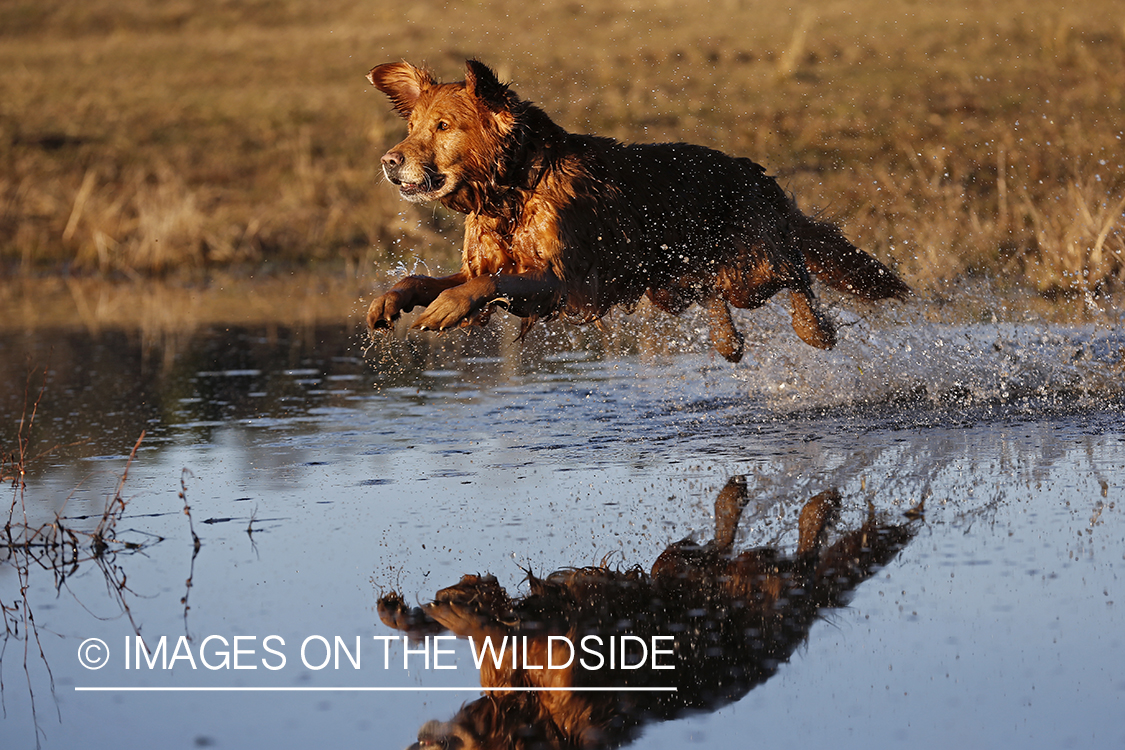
[365,60,909,361]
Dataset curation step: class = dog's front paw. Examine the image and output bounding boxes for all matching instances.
[412,288,479,331]
[367,291,408,331]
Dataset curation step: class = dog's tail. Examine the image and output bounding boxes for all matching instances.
[794,213,912,301]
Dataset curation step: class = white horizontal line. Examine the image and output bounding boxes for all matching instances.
[75,686,677,693]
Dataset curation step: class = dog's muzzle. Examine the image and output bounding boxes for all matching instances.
[381,151,444,199]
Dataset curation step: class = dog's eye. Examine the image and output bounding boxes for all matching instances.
[436,121,449,131]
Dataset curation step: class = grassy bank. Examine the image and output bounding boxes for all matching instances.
[1,0,1123,297]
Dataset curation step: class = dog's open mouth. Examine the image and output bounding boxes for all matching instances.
[392,174,446,201]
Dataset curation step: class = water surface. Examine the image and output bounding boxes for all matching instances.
[1,298,1123,749]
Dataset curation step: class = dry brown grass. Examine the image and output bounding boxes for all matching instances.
[1,0,1123,298]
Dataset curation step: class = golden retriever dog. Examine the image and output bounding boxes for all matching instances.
[379,479,921,749]
[364,60,909,362]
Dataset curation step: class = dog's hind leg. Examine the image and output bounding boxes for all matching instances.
[706,295,745,363]
[788,289,837,349]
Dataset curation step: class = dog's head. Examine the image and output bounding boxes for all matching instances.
[368,60,517,206]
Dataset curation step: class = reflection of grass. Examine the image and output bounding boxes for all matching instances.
[1,0,1122,297]
[3,367,154,560]
[0,273,373,334]
[3,372,158,747]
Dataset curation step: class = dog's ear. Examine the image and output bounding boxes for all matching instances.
[464,59,511,112]
[367,62,435,118]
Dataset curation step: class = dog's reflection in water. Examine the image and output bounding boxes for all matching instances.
[380,478,920,749]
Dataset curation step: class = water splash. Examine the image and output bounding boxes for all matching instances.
[717,302,1125,418]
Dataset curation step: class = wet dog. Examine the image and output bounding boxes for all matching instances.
[366,60,909,362]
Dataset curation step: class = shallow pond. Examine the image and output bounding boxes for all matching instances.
[2,295,1123,749]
